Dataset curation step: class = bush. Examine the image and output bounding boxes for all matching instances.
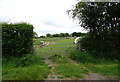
[2,22,33,58]
[70,50,95,63]
[80,35,118,60]
[70,50,114,63]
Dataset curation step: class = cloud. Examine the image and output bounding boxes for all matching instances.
[0,0,87,36]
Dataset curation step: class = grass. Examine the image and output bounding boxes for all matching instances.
[2,55,50,80]
[69,49,119,78]
[3,37,119,80]
[3,65,50,80]
[54,64,89,79]
[70,50,95,63]
[35,37,76,58]
[35,37,119,79]
[82,61,119,78]
[49,54,70,64]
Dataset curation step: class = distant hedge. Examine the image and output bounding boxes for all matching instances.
[2,22,33,58]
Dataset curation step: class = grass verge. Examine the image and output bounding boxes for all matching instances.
[70,50,119,79]
[2,55,50,80]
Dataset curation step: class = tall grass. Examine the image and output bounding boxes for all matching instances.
[2,54,50,80]
[69,50,119,78]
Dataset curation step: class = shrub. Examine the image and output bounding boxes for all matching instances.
[80,35,118,60]
[70,50,95,63]
[2,22,33,58]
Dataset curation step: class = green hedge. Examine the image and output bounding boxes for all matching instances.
[2,22,33,58]
[80,35,118,60]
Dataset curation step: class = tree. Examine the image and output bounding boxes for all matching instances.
[68,2,120,59]
[33,31,38,38]
[64,33,70,37]
[59,33,65,37]
[46,33,52,37]
[52,34,59,37]
[40,36,45,38]
[71,32,82,37]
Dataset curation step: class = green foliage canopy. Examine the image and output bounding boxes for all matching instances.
[68,2,120,59]
[33,31,38,38]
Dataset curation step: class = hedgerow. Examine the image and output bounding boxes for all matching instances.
[2,22,33,58]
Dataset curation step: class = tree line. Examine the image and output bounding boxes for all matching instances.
[34,32,86,38]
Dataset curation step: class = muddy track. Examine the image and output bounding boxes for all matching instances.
[43,58,111,80]
[42,58,63,80]
[68,58,111,80]
[43,58,73,80]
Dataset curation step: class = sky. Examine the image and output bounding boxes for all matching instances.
[0,0,87,36]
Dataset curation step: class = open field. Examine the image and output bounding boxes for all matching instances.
[2,37,119,80]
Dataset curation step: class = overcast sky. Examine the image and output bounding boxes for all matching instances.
[0,0,87,36]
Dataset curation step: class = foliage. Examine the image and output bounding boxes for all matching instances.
[69,50,119,78]
[40,36,46,38]
[71,32,82,37]
[2,22,33,57]
[2,55,50,80]
[3,54,44,67]
[46,32,86,37]
[52,34,59,37]
[33,31,38,38]
[59,33,70,37]
[46,33,52,37]
[70,50,95,63]
[68,2,120,59]
[70,49,118,64]
[46,33,70,37]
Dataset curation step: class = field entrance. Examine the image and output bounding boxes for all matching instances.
[34,37,83,80]
[34,37,77,59]
[33,37,117,80]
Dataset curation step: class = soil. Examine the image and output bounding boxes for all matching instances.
[42,58,64,80]
[81,73,110,80]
